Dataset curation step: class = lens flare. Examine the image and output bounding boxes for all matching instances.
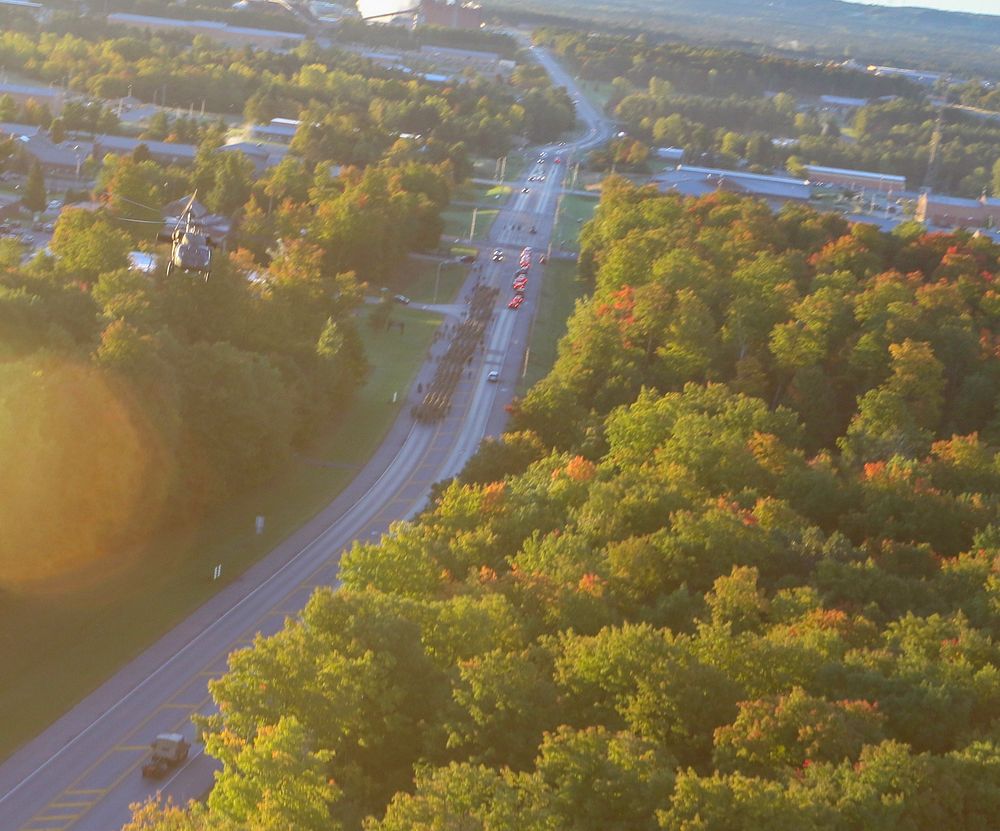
[0,355,171,594]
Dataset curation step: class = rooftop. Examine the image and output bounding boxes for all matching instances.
[0,81,64,99]
[658,165,811,202]
[418,44,498,62]
[0,121,41,138]
[107,13,307,41]
[923,192,1000,208]
[94,134,198,161]
[678,165,808,187]
[819,95,869,108]
[252,122,299,137]
[804,164,906,184]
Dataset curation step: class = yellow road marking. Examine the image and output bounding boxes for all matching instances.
[28,813,80,821]
[19,818,75,830]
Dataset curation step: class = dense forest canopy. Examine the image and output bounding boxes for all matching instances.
[125,182,1000,829]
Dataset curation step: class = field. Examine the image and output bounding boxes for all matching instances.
[0,305,442,759]
[379,254,471,304]
[441,204,500,243]
[553,192,599,250]
[471,153,529,182]
[454,181,514,202]
[521,258,587,390]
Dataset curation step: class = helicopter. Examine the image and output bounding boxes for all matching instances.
[156,193,216,280]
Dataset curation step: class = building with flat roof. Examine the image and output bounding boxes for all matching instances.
[0,122,41,139]
[359,0,482,29]
[867,65,945,87]
[818,95,869,116]
[220,140,291,173]
[251,118,300,143]
[655,147,685,163]
[420,0,483,30]
[0,0,43,11]
[418,43,504,75]
[15,134,92,178]
[803,164,906,193]
[0,81,65,114]
[107,13,306,49]
[655,165,811,207]
[916,192,1000,229]
[93,134,198,166]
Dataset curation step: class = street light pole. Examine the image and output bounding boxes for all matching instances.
[435,258,458,304]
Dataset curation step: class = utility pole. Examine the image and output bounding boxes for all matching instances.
[469,207,479,240]
[553,193,564,243]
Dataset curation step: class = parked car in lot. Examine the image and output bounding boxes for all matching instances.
[393,294,410,304]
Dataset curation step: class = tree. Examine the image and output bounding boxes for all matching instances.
[48,118,66,144]
[205,151,255,215]
[205,716,340,830]
[534,726,674,831]
[446,647,560,770]
[713,687,884,775]
[49,209,132,283]
[22,160,46,214]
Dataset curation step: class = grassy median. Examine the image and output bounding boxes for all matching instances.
[522,259,588,390]
[554,192,599,250]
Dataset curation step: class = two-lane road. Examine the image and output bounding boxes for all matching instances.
[0,44,614,831]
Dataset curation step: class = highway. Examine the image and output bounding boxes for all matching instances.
[0,42,613,831]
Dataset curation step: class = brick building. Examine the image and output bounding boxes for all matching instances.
[916,192,1000,229]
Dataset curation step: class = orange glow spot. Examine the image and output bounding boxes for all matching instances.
[0,356,171,593]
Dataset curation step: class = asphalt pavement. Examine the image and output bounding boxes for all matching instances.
[0,44,613,831]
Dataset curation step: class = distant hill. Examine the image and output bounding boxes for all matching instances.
[489,0,1000,77]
